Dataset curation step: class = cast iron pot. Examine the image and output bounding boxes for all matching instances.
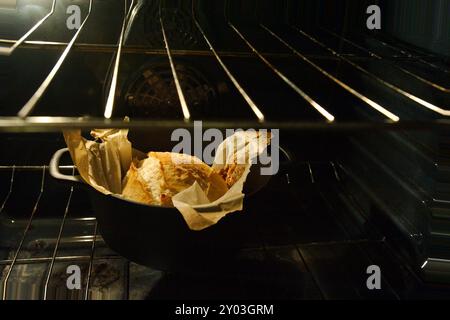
[50,147,289,272]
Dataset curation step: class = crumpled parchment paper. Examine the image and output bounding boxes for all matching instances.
[63,128,271,231]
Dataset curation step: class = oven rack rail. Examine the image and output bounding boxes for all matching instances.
[0,38,439,61]
[0,0,449,130]
[2,118,450,133]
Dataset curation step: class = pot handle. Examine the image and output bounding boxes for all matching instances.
[49,148,83,183]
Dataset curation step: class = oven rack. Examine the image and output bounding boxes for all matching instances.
[0,165,127,300]
[0,162,440,300]
[0,0,449,131]
[0,38,437,60]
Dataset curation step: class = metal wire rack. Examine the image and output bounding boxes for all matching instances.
[0,0,448,131]
[0,161,432,300]
[0,165,131,300]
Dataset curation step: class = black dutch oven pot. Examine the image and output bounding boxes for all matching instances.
[50,144,291,272]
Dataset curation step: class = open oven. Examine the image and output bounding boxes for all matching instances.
[0,0,449,300]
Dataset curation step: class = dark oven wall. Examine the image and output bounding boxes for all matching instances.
[383,0,450,58]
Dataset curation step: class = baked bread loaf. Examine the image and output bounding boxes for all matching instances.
[121,152,228,207]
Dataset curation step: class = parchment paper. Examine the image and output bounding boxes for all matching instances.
[63,128,271,231]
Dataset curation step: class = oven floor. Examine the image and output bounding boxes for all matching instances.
[0,163,447,300]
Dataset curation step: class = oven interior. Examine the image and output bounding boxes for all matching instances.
[0,0,449,299]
